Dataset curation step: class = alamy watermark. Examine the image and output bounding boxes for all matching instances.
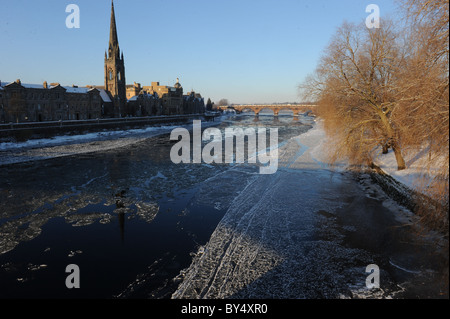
[65,264,80,289]
[169,120,279,174]
[66,4,80,29]
[365,264,380,289]
[65,4,380,30]
[366,4,380,29]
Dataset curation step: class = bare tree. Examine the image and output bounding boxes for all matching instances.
[301,1,449,229]
[396,0,449,149]
[396,0,449,227]
[216,99,229,107]
[301,20,407,169]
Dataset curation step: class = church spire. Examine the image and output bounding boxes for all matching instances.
[109,0,119,54]
[105,0,126,118]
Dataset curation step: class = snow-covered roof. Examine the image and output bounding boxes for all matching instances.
[98,89,112,103]
[22,83,45,89]
[1,82,43,89]
[63,86,90,94]
[128,92,159,102]
[0,81,97,94]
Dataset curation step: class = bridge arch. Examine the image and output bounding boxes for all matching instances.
[257,108,276,116]
[226,104,316,117]
[240,108,258,115]
[275,108,296,116]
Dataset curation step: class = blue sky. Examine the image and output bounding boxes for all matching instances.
[0,0,399,104]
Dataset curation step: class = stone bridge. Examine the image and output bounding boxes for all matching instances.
[218,104,317,116]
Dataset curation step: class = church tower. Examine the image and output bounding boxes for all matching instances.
[105,0,126,117]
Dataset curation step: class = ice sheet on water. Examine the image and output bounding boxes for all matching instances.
[0,130,230,257]
[172,122,443,299]
[135,202,159,224]
[0,120,223,166]
[0,124,181,151]
[172,123,371,298]
[172,168,375,298]
[115,252,185,299]
[0,217,46,255]
[190,166,259,212]
[67,250,83,258]
[0,136,148,166]
[65,212,111,227]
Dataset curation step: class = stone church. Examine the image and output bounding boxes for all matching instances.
[103,0,127,118]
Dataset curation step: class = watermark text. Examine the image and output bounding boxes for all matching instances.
[170,121,279,174]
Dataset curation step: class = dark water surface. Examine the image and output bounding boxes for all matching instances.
[0,115,312,298]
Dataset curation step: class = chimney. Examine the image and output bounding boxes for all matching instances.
[43,81,48,89]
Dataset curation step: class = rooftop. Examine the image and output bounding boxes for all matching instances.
[0,81,112,102]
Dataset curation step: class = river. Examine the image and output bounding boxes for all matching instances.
[0,113,447,298]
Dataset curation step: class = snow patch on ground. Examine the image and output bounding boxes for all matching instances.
[373,146,445,196]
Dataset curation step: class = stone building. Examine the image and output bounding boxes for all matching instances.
[183,91,205,114]
[141,79,183,115]
[0,80,104,123]
[126,82,161,116]
[127,92,160,117]
[126,82,142,100]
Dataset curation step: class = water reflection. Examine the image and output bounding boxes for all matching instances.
[118,212,125,243]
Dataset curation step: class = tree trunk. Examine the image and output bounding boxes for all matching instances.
[392,142,406,170]
[378,112,406,170]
